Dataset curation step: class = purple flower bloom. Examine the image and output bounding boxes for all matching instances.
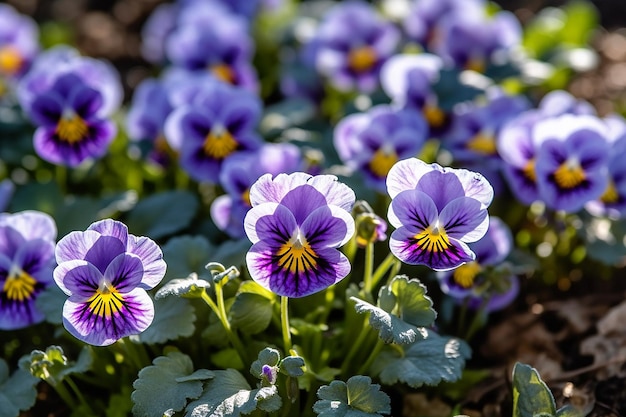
[54,219,166,346]
[244,173,355,298]
[334,105,428,192]
[18,45,122,120]
[211,143,303,238]
[533,114,610,212]
[0,4,39,80]
[165,3,258,91]
[310,1,400,92]
[28,73,117,167]
[0,211,57,330]
[586,135,626,218]
[386,158,493,271]
[141,3,178,64]
[164,80,263,182]
[438,217,518,312]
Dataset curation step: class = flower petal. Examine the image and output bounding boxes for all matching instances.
[0,210,57,242]
[104,253,144,293]
[54,260,102,298]
[245,203,297,245]
[14,239,55,282]
[88,219,129,245]
[56,229,126,274]
[387,189,438,230]
[127,235,166,290]
[300,205,355,248]
[438,197,489,243]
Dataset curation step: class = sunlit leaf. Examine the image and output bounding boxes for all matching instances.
[313,375,391,417]
[0,359,38,417]
[139,295,197,344]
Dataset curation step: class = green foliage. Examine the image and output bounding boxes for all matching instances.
[230,292,274,334]
[162,235,216,281]
[156,273,212,299]
[0,359,39,417]
[139,295,197,344]
[371,331,471,388]
[313,375,391,417]
[131,352,214,417]
[19,345,92,386]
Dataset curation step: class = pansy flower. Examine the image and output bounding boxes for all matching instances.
[0,211,57,330]
[28,73,117,167]
[437,217,519,312]
[0,4,38,97]
[164,80,262,182]
[586,135,626,218]
[334,105,428,192]
[244,173,355,298]
[386,158,493,270]
[533,114,610,212]
[309,1,400,92]
[54,219,166,346]
[211,143,302,238]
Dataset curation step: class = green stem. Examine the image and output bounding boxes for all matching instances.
[52,380,78,410]
[318,285,335,325]
[65,376,95,415]
[362,242,375,295]
[281,296,292,355]
[201,289,249,364]
[357,339,385,375]
[340,320,371,377]
[56,165,67,193]
[370,252,398,291]
[464,298,490,341]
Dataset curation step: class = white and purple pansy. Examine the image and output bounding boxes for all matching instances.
[386,158,493,271]
[53,219,166,346]
[244,173,355,298]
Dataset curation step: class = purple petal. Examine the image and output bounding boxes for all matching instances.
[246,242,350,298]
[279,185,331,224]
[68,85,103,118]
[0,210,57,242]
[62,287,154,346]
[386,157,434,198]
[14,239,55,282]
[387,189,438,231]
[30,92,63,126]
[55,260,102,298]
[88,219,129,245]
[127,235,166,290]
[104,253,144,292]
[390,227,475,270]
[245,203,297,245]
[54,259,90,295]
[415,170,466,212]
[56,230,103,264]
[300,205,355,248]
[438,197,489,242]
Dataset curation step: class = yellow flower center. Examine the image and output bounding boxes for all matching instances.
[56,115,89,144]
[87,283,124,318]
[0,46,23,75]
[414,225,451,253]
[369,147,398,178]
[467,132,497,155]
[466,57,485,73]
[210,63,236,84]
[553,159,586,189]
[3,268,37,302]
[452,261,482,288]
[348,46,377,73]
[203,127,238,159]
[423,105,445,128]
[242,188,251,207]
[601,179,619,203]
[523,158,536,182]
[276,232,318,274]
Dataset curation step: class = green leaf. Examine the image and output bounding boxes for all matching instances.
[131,352,214,417]
[212,238,252,270]
[210,348,244,370]
[139,295,197,344]
[162,235,216,281]
[35,284,66,325]
[18,345,92,386]
[237,281,276,300]
[0,358,39,417]
[230,292,273,334]
[371,331,471,388]
[560,0,598,46]
[250,348,281,379]
[352,297,426,344]
[512,362,556,417]
[126,191,199,240]
[185,369,282,417]
[381,276,437,327]
[280,356,305,378]
[556,405,585,417]
[313,375,391,417]
[156,273,212,299]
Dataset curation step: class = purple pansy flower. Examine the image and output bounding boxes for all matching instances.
[17,45,122,120]
[309,1,400,92]
[0,211,57,330]
[244,173,355,298]
[165,3,258,91]
[54,219,166,346]
[28,72,117,167]
[334,105,428,192]
[211,143,303,238]
[386,158,493,271]
[164,79,263,182]
[586,135,626,218]
[141,3,178,64]
[533,114,610,212]
[438,217,519,312]
[0,3,38,96]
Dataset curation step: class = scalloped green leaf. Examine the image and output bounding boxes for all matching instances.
[230,292,273,335]
[250,348,281,379]
[34,283,66,325]
[162,235,216,281]
[384,276,437,327]
[0,359,39,417]
[313,375,391,417]
[352,297,426,345]
[280,356,305,378]
[512,363,556,417]
[131,352,213,417]
[185,369,282,417]
[139,295,197,344]
[371,330,471,388]
[126,190,199,240]
[156,273,212,299]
